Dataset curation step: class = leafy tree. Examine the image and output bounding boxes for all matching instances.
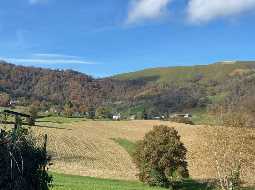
[87,107,96,119]
[79,104,88,115]
[95,107,112,119]
[133,125,189,188]
[0,93,10,107]
[64,101,73,117]
[28,103,40,120]
[142,108,149,120]
[0,127,52,190]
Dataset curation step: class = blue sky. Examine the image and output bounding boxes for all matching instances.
[0,0,255,77]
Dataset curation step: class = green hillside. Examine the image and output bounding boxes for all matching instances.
[114,61,255,84]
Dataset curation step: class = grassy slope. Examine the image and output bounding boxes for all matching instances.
[112,138,137,156]
[189,108,219,126]
[114,62,255,84]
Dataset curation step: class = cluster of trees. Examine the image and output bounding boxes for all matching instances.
[209,72,255,128]
[0,62,145,111]
[137,84,209,115]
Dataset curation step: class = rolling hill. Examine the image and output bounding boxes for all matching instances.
[114,61,255,84]
[113,61,255,116]
[0,60,255,117]
[0,60,144,111]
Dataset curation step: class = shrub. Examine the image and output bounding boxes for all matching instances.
[133,125,189,188]
[0,127,52,190]
[95,106,112,119]
[28,104,39,120]
[0,93,10,107]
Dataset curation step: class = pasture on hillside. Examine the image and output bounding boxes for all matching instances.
[29,117,255,186]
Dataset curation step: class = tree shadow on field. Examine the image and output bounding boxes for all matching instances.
[37,120,68,124]
[34,124,72,130]
[37,118,86,124]
[37,120,60,123]
[175,179,215,190]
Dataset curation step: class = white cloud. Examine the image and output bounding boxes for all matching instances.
[33,53,82,59]
[2,58,94,65]
[127,0,172,24]
[0,54,96,65]
[187,0,255,23]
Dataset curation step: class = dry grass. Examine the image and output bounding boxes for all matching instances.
[30,120,255,184]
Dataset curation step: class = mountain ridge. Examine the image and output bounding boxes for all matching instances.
[114,61,255,82]
[0,60,255,117]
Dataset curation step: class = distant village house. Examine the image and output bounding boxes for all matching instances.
[113,113,121,121]
[170,113,192,119]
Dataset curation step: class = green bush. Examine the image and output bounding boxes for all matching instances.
[133,125,189,189]
[0,127,52,190]
[95,106,112,119]
[28,104,39,120]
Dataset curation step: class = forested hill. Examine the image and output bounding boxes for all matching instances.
[0,61,144,110]
[0,60,255,116]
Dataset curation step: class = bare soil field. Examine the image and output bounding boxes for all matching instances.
[32,119,255,184]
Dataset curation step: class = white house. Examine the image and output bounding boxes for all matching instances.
[113,113,121,120]
[9,100,20,106]
[184,114,192,118]
[170,113,192,119]
[129,115,136,120]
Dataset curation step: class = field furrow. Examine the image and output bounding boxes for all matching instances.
[32,120,255,184]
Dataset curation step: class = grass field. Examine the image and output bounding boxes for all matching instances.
[51,173,166,190]
[51,172,218,190]
[190,108,219,125]
[51,173,255,190]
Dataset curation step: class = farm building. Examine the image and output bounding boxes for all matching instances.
[113,113,121,120]
[170,113,192,119]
